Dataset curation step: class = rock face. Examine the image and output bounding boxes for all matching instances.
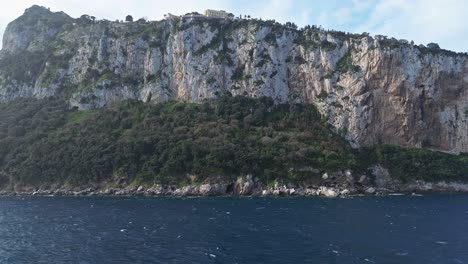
[235,175,255,195]
[371,165,400,191]
[1,5,468,153]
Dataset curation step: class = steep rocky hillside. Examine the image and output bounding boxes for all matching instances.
[1,5,467,153]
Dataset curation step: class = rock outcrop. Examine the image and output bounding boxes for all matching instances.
[1,5,467,153]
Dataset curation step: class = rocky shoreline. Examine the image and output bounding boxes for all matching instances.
[2,175,468,198]
[2,167,468,198]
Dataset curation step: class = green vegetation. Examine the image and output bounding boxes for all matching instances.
[255,49,272,68]
[416,44,467,58]
[320,40,337,52]
[121,21,167,43]
[379,37,402,49]
[213,41,234,66]
[193,20,235,57]
[264,32,277,46]
[294,33,319,50]
[317,90,328,100]
[323,71,333,79]
[335,50,361,74]
[0,97,466,190]
[231,65,245,81]
[206,77,216,85]
[359,145,468,183]
[294,55,307,64]
[187,20,236,66]
[0,51,47,83]
[66,109,97,124]
[0,96,356,188]
[334,85,345,91]
[253,80,265,86]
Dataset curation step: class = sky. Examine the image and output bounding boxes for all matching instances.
[0,0,467,52]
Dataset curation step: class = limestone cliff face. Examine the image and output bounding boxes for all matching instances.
[1,5,467,153]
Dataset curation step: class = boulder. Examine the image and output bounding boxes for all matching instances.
[340,189,350,196]
[305,188,317,196]
[345,170,354,184]
[199,184,212,195]
[146,185,164,195]
[322,173,329,180]
[199,183,227,196]
[288,188,296,195]
[319,186,339,198]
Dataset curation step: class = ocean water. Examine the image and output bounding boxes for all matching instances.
[0,195,467,264]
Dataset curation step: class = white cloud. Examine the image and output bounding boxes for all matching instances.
[356,0,468,52]
[316,0,374,31]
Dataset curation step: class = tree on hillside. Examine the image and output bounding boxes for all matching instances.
[427,42,440,50]
[125,15,133,22]
[137,17,147,23]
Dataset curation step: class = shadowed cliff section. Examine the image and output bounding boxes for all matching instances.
[0,5,467,154]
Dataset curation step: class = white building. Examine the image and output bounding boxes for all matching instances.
[204,9,228,19]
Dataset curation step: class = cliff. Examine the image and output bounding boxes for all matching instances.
[1,5,467,153]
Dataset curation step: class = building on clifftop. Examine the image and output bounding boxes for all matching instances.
[204,9,229,19]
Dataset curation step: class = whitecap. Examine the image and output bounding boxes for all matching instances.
[120,229,126,232]
[396,252,408,256]
[209,254,216,258]
[436,241,448,245]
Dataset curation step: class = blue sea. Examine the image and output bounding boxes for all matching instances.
[0,195,467,263]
